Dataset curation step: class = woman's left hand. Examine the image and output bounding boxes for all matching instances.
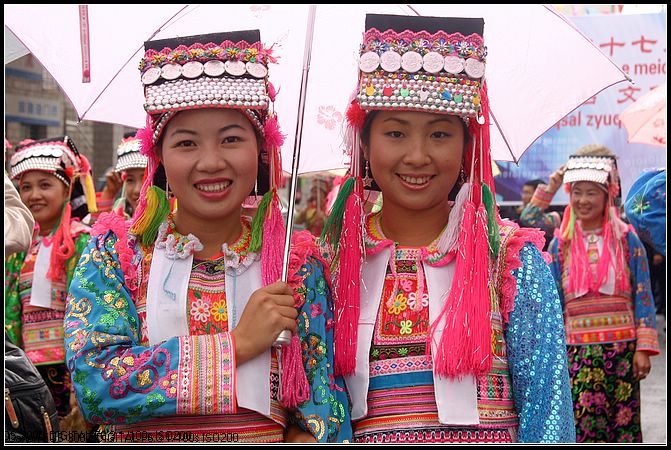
[633,350,652,380]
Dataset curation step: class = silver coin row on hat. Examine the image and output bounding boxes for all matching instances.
[10,145,67,165]
[116,154,148,173]
[117,141,142,156]
[566,158,613,171]
[564,169,609,185]
[144,77,268,111]
[142,59,268,86]
[10,157,63,179]
[359,51,485,79]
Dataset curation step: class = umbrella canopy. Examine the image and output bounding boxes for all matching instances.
[619,83,667,148]
[6,4,629,170]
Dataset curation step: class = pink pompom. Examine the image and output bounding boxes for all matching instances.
[345,101,367,130]
[263,115,286,150]
[136,114,156,157]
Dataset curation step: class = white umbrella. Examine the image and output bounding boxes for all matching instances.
[6,4,629,169]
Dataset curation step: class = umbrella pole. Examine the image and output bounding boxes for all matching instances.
[274,5,317,347]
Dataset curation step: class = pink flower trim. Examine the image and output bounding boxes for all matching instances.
[497,221,547,324]
[90,212,138,295]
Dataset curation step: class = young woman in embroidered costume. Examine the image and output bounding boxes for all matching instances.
[95,132,148,220]
[63,31,351,443]
[321,14,575,443]
[544,145,659,443]
[5,136,97,428]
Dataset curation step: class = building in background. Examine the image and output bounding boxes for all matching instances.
[4,54,135,183]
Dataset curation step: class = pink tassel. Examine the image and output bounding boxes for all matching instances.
[333,179,363,376]
[47,203,74,283]
[279,335,310,409]
[567,220,591,296]
[261,192,285,286]
[430,199,475,377]
[468,203,493,374]
[267,81,278,102]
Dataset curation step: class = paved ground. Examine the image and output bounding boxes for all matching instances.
[641,314,667,444]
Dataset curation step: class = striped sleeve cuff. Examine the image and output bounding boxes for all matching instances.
[530,185,555,210]
[176,333,237,415]
[636,326,660,355]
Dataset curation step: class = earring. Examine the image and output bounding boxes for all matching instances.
[165,178,170,200]
[362,160,373,188]
[460,167,467,185]
[254,178,259,198]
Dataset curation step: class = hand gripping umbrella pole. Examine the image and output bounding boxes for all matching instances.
[273,5,317,347]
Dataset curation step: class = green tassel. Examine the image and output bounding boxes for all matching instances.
[141,186,171,246]
[565,206,577,240]
[320,177,355,249]
[482,183,500,258]
[249,190,274,253]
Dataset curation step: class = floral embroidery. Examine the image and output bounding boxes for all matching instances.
[190,297,211,323]
[310,302,323,318]
[159,371,179,398]
[614,380,633,402]
[387,293,408,315]
[302,333,327,373]
[210,300,228,323]
[407,292,429,311]
[155,214,204,260]
[399,320,413,335]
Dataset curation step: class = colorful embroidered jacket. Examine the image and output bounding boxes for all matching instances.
[548,227,659,353]
[519,186,562,232]
[64,214,351,443]
[344,213,575,443]
[5,220,90,364]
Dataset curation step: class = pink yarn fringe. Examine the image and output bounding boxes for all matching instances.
[91,212,138,295]
[430,197,493,378]
[280,335,310,409]
[261,192,285,286]
[47,203,74,283]
[429,199,476,378]
[498,224,546,324]
[280,230,322,409]
[559,202,630,297]
[469,204,493,374]
[333,179,363,376]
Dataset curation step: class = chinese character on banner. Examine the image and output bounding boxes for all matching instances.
[495,12,667,206]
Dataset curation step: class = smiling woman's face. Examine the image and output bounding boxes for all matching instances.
[364,110,466,216]
[18,171,69,234]
[159,108,260,228]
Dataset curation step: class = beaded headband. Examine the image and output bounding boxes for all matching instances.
[10,136,80,186]
[140,31,274,145]
[115,135,148,173]
[564,155,617,187]
[355,15,486,120]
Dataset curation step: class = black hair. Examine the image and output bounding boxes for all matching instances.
[524,179,545,190]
